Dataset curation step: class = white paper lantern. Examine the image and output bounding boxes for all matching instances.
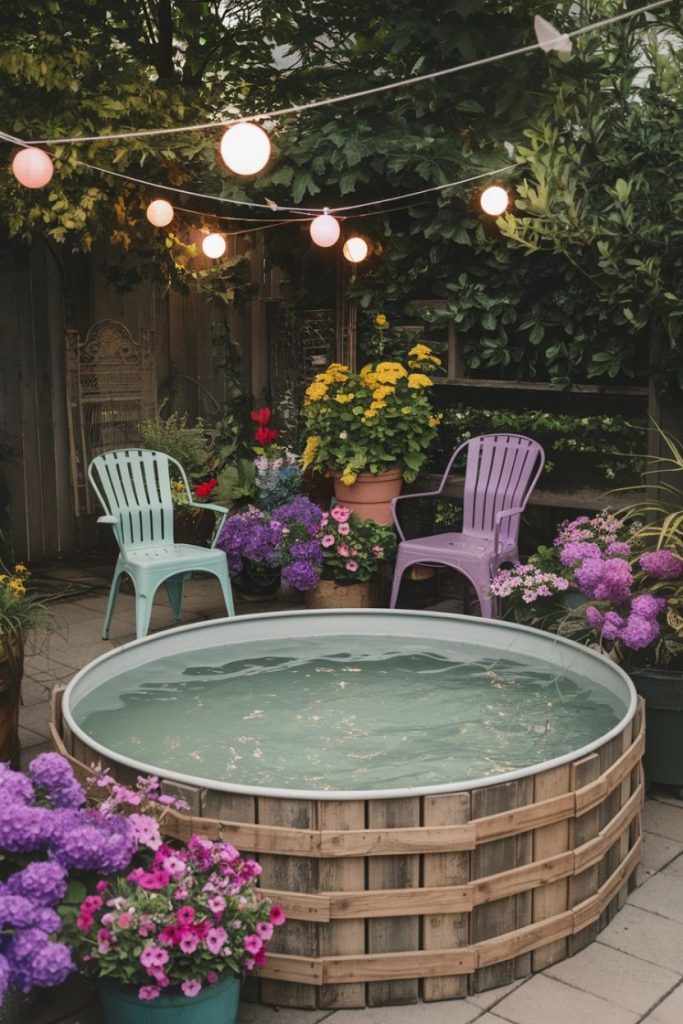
[480,185,509,216]
[202,233,227,259]
[146,199,174,227]
[310,213,340,248]
[12,147,54,189]
[342,236,369,263]
[220,123,271,176]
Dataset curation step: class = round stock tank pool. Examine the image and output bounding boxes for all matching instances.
[57,610,644,1008]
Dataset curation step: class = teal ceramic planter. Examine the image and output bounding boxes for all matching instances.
[98,974,240,1024]
[630,667,683,787]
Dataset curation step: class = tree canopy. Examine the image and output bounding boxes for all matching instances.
[1,1,681,382]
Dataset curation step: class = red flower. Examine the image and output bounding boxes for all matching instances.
[254,426,279,446]
[250,407,272,427]
[194,478,218,501]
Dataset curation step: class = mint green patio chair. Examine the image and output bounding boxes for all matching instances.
[88,448,235,639]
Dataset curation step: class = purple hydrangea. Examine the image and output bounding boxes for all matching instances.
[576,557,632,604]
[620,613,661,650]
[28,753,85,809]
[7,861,67,907]
[6,928,74,993]
[272,496,323,536]
[585,606,605,628]
[282,560,320,592]
[48,810,137,875]
[0,953,9,1004]
[640,550,683,580]
[606,541,631,557]
[630,594,667,620]
[0,804,54,853]
[0,763,35,806]
[559,541,601,567]
[602,610,626,641]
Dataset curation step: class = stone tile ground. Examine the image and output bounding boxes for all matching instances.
[19,564,683,1024]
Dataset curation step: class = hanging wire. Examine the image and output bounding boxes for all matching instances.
[18,0,670,147]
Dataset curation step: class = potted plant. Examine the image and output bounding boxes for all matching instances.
[216,496,324,598]
[305,505,397,609]
[492,508,683,788]
[0,562,53,766]
[68,832,285,1024]
[300,345,442,524]
[0,752,153,1019]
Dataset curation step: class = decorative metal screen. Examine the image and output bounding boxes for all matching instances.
[65,320,156,515]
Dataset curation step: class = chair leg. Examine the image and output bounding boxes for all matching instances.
[215,566,235,618]
[135,591,154,640]
[164,574,185,623]
[102,569,124,640]
[389,561,406,609]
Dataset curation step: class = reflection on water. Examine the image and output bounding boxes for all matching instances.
[73,636,623,791]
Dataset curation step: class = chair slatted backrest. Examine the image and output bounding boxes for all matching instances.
[460,434,544,542]
[88,449,179,550]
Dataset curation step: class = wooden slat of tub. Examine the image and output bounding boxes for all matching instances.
[318,800,366,1009]
[422,792,471,1001]
[531,764,570,971]
[598,731,624,930]
[367,797,421,1006]
[629,700,645,895]
[470,778,534,992]
[568,752,600,956]
[258,797,320,1009]
[616,720,635,913]
[201,791,260,1005]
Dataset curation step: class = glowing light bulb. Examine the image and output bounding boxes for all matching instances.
[220,123,271,176]
[480,185,509,216]
[310,212,340,248]
[342,237,369,263]
[202,233,226,259]
[146,199,174,227]
[12,147,54,189]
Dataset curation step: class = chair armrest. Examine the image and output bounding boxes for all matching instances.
[391,490,442,541]
[186,501,230,516]
[97,515,119,525]
[493,506,525,552]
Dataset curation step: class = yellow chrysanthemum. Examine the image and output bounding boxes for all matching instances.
[407,373,433,389]
[334,392,355,404]
[340,468,357,485]
[363,408,378,420]
[8,579,26,595]
[14,563,27,575]
[301,435,320,468]
[408,343,432,358]
[0,575,7,584]
[370,399,386,411]
[305,381,329,403]
[428,414,443,428]
[372,385,394,401]
[375,314,388,327]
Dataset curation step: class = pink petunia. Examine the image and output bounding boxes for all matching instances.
[138,986,161,1001]
[244,934,263,954]
[269,904,286,926]
[321,534,336,548]
[337,522,350,535]
[345,561,358,572]
[337,544,349,557]
[205,927,228,955]
[140,946,169,970]
[179,932,199,954]
[208,895,226,916]
[255,920,273,941]
[331,505,351,523]
[163,855,187,879]
[117,912,133,929]
[181,979,202,998]
[206,971,219,985]
[177,906,195,926]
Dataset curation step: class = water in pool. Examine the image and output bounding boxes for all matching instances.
[73,635,624,791]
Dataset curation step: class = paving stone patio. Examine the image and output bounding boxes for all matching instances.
[20,563,683,1024]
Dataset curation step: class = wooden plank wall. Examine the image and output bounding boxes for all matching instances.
[0,237,258,562]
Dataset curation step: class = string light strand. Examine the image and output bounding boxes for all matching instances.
[22,0,670,147]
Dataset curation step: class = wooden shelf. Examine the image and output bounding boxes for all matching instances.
[432,377,648,397]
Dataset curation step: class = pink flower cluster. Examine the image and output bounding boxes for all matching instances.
[490,565,570,604]
[73,833,285,1003]
[317,505,395,584]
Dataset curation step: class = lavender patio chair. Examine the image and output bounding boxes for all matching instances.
[389,434,545,617]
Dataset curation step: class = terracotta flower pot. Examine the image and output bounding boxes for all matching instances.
[333,468,402,525]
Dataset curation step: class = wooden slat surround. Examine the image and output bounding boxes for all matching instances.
[51,693,645,1007]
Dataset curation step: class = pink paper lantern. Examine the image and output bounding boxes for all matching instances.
[146,199,174,227]
[12,147,54,189]
[310,213,340,248]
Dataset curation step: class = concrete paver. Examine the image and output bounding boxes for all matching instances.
[19,580,683,1024]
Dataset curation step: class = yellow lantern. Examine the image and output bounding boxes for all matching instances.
[342,237,369,263]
